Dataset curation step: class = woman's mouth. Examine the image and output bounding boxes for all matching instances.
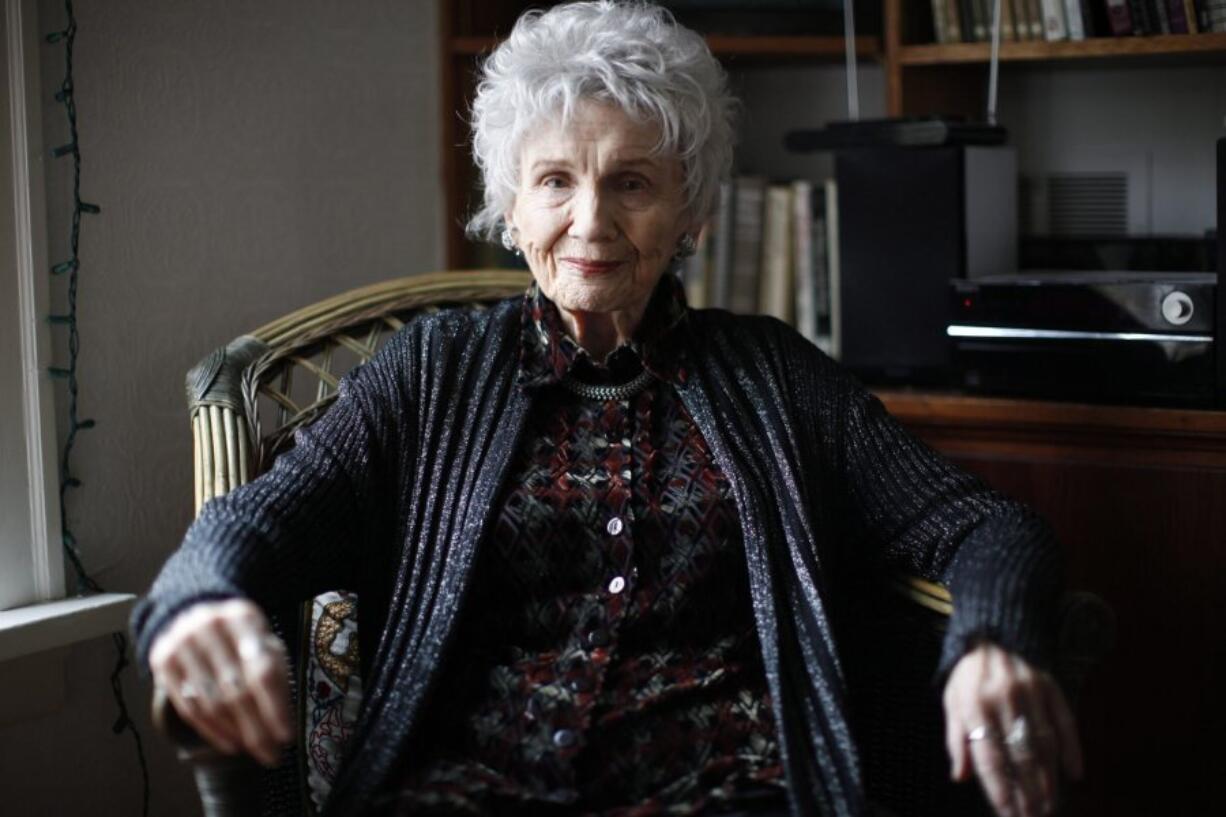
[561,258,623,274]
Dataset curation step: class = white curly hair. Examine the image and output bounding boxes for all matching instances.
[465,0,737,242]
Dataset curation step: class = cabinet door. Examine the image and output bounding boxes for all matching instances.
[895,406,1226,817]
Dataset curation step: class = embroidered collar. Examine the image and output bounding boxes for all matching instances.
[517,272,689,389]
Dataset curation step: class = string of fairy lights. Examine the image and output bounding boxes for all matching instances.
[45,2,149,813]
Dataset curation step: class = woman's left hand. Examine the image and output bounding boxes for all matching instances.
[943,641,1083,817]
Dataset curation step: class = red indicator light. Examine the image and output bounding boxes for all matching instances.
[962,297,973,309]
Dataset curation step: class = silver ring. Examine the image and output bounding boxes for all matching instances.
[1005,716,1033,757]
[219,667,244,691]
[238,633,282,662]
[180,678,219,702]
[966,724,996,742]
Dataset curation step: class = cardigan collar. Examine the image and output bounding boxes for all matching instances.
[516,271,690,390]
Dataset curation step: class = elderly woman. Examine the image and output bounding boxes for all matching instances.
[133,3,1082,816]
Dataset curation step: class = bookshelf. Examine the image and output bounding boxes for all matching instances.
[883,0,1226,115]
[895,30,1226,65]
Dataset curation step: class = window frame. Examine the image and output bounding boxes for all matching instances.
[1,0,64,612]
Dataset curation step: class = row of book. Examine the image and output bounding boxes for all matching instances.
[682,176,842,358]
[930,0,1226,43]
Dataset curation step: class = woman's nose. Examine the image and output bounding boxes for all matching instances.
[568,186,617,242]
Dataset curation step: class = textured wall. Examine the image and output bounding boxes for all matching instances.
[1001,64,1225,235]
[2,1,440,814]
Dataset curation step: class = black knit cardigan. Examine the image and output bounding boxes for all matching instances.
[132,295,1061,817]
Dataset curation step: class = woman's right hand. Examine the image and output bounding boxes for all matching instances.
[148,598,293,765]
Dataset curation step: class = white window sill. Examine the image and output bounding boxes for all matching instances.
[0,592,136,663]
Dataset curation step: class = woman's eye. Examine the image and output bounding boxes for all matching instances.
[542,176,568,190]
[619,176,648,192]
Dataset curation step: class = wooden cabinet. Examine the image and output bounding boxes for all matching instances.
[880,391,1226,816]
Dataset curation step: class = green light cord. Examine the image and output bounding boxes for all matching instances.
[46,2,149,814]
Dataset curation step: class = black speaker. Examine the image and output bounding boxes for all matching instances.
[834,145,1016,385]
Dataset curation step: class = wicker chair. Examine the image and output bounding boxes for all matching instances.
[153,269,1116,817]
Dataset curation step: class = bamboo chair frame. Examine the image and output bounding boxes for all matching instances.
[160,268,1116,817]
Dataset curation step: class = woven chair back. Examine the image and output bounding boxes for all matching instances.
[186,270,532,514]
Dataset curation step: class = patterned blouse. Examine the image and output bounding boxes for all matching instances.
[387,274,788,815]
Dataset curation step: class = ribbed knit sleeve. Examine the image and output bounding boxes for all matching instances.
[836,384,1064,682]
[130,332,409,673]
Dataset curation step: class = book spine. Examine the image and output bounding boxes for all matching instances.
[759,185,794,324]
[972,0,989,40]
[1151,0,1172,31]
[1105,0,1134,32]
[1183,0,1199,31]
[791,180,816,344]
[823,179,841,361]
[1127,0,1151,32]
[931,0,949,42]
[1040,0,1069,38]
[1079,0,1099,34]
[1199,0,1213,31]
[959,0,978,39]
[1063,0,1086,37]
[1166,0,1191,31]
[1026,0,1047,35]
[712,180,735,310]
[730,176,765,315]
[1210,0,1226,31]
[812,196,830,349]
[1002,0,1017,39]
[946,0,965,40]
[1008,0,1030,37]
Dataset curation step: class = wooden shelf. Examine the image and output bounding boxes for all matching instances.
[451,35,881,61]
[897,32,1226,66]
[705,34,879,61]
[874,390,1226,468]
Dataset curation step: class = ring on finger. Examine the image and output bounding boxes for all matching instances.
[179,680,201,701]
[219,667,245,692]
[1005,716,1036,759]
[966,724,998,742]
[197,677,220,701]
[238,633,283,662]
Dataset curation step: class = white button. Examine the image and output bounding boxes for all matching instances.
[606,517,624,535]
[1162,291,1194,326]
[608,576,626,594]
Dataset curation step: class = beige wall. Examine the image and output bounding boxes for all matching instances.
[2,1,440,814]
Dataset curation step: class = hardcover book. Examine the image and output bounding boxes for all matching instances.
[730,175,765,315]
[1041,0,1069,39]
[1063,0,1086,38]
[759,184,795,324]
[1105,0,1134,33]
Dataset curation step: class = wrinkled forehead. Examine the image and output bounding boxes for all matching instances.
[517,98,674,167]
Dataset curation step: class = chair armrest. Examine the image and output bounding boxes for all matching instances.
[152,688,264,817]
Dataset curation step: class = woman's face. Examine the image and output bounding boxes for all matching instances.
[507,100,694,318]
